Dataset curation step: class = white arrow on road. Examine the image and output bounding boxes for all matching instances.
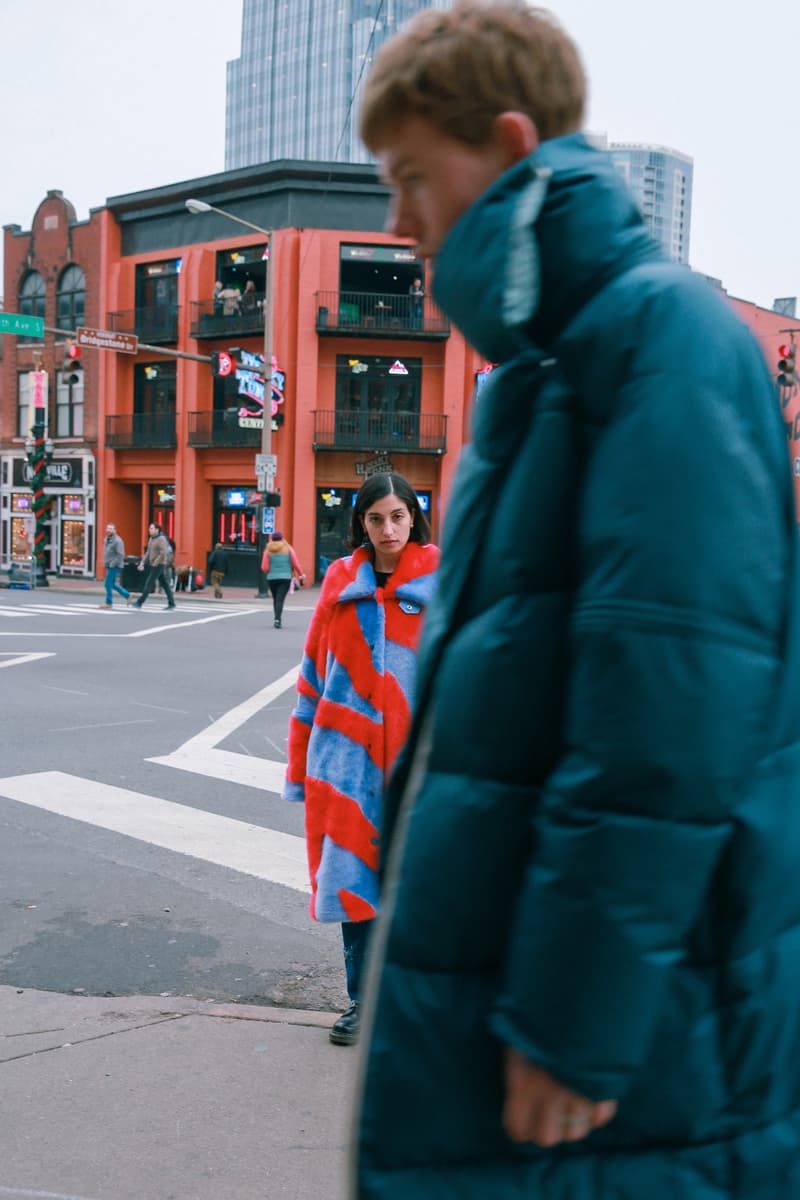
[147,665,298,791]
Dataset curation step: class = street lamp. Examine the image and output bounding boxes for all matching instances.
[186,197,276,596]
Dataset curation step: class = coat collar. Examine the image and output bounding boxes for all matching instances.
[432,133,662,361]
[334,543,439,607]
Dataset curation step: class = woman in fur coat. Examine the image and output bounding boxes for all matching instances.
[284,473,439,1045]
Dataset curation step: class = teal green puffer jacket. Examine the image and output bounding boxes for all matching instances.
[352,134,800,1199]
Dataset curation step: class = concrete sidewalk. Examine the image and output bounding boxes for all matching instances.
[0,986,356,1200]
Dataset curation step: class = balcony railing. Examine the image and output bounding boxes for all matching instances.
[190,294,265,340]
[106,413,177,449]
[315,291,450,339]
[107,305,180,344]
[313,410,447,455]
[187,409,262,448]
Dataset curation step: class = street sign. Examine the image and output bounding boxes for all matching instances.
[255,453,278,473]
[0,312,44,338]
[76,326,139,354]
[261,507,276,536]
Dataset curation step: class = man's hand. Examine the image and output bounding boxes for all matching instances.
[503,1048,617,1147]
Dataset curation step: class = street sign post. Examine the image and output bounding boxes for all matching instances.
[261,507,276,536]
[76,326,139,354]
[0,312,44,338]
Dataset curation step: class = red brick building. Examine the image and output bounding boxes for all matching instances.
[1,190,110,575]
[2,167,799,586]
[2,163,485,585]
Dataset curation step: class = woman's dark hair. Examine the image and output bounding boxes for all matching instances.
[349,472,431,548]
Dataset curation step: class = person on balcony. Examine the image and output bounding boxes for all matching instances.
[241,279,258,312]
[219,284,242,317]
[409,276,425,327]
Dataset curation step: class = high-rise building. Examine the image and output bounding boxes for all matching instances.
[225,0,453,169]
[604,141,693,264]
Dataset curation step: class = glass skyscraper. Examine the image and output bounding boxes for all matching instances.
[606,142,693,265]
[225,0,453,169]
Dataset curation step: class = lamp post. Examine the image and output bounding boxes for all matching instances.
[186,198,276,597]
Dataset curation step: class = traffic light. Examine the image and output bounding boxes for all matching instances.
[778,342,797,388]
[264,491,281,507]
[211,350,234,378]
[62,342,82,384]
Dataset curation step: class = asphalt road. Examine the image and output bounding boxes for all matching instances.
[0,586,349,1012]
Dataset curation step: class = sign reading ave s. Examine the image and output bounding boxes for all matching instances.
[0,312,44,338]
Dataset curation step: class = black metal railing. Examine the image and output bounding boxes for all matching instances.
[106,412,177,449]
[313,410,447,454]
[315,291,449,339]
[190,294,265,340]
[107,306,180,344]
[187,409,262,448]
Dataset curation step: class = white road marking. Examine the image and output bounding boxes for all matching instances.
[0,608,260,639]
[148,667,298,793]
[0,771,309,895]
[0,652,55,670]
[50,719,156,733]
[127,610,259,637]
[0,1186,101,1200]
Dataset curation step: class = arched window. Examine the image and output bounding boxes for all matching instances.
[19,271,46,319]
[17,272,46,344]
[57,264,85,330]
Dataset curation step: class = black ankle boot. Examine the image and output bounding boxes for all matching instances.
[329,1002,360,1045]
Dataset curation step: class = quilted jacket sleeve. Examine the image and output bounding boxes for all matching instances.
[489,346,795,1101]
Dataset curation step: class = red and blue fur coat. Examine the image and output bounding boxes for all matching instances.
[284,541,440,922]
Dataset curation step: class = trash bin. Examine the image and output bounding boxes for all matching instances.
[121,555,144,593]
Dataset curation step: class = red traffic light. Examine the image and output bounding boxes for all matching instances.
[778,343,793,359]
[67,343,81,360]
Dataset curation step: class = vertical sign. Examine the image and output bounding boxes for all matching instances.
[29,369,49,435]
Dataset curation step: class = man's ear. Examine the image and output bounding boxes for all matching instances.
[493,112,539,165]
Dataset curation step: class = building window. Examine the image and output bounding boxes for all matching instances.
[335,354,421,445]
[339,244,424,300]
[56,265,86,331]
[134,362,177,428]
[55,369,84,437]
[17,372,30,437]
[18,271,46,343]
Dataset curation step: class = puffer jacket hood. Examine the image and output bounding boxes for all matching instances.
[432,133,661,362]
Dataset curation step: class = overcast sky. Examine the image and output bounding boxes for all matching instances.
[1,0,798,313]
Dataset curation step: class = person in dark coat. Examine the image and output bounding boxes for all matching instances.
[349,4,800,1199]
[207,542,229,598]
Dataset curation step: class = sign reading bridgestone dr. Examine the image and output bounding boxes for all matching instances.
[76,326,139,355]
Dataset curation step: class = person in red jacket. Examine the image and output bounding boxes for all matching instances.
[284,473,439,1045]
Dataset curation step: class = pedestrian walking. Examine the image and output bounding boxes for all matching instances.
[349,4,800,1199]
[261,532,304,628]
[100,523,130,608]
[130,523,176,610]
[208,542,229,598]
[284,474,439,1046]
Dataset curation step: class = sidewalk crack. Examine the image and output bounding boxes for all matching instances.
[0,1012,188,1065]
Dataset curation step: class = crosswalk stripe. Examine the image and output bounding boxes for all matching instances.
[0,652,55,669]
[0,771,310,895]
